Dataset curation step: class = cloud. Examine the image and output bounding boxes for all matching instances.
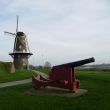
[0,0,110,65]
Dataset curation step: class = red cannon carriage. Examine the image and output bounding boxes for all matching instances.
[32,57,95,92]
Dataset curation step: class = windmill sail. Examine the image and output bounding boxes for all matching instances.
[16,15,18,33]
[4,16,33,70]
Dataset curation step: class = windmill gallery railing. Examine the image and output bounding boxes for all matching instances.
[32,57,95,92]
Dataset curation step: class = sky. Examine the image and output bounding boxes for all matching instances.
[0,0,110,66]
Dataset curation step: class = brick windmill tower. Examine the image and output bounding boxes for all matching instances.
[5,16,33,70]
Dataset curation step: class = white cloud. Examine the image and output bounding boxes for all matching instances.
[0,0,110,65]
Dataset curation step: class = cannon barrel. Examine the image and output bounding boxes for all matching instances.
[53,57,95,69]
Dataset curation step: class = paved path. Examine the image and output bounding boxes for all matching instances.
[0,78,32,89]
[0,70,47,89]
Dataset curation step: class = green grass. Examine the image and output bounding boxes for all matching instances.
[0,61,37,83]
[36,67,51,74]
[77,70,110,80]
[0,61,8,73]
[0,69,37,83]
[0,70,110,110]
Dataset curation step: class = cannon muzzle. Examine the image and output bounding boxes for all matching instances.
[53,57,95,69]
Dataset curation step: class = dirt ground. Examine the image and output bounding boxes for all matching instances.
[25,86,88,97]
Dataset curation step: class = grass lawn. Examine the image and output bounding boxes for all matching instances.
[0,70,110,110]
[0,61,37,83]
[0,69,37,83]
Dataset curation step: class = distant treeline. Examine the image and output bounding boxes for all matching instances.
[86,64,110,68]
[77,64,110,72]
[29,63,110,68]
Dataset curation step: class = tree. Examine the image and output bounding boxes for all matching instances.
[44,61,51,68]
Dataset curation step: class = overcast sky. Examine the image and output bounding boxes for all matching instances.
[0,0,110,66]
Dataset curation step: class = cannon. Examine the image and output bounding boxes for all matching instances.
[32,57,95,92]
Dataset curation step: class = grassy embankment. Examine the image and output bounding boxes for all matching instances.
[0,67,110,110]
[36,67,51,73]
[0,61,36,83]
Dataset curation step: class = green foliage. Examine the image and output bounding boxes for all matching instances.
[0,70,110,110]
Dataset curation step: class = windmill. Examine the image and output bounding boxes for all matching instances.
[4,16,33,70]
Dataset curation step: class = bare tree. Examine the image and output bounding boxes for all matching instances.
[44,61,51,68]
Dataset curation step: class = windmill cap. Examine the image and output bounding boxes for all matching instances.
[17,32,24,36]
